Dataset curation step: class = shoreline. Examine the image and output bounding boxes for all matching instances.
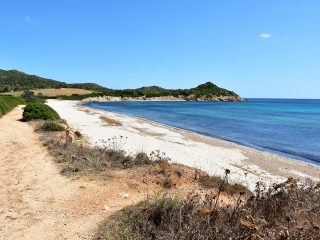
[47,100,320,192]
[84,102,319,166]
[81,95,245,102]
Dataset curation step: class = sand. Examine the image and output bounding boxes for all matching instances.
[47,100,320,192]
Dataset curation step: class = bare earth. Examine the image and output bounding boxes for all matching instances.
[0,106,151,240]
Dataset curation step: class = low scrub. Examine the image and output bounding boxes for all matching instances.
[43,138,153,174]
[40,121,65,131]
[95,178,320,240]
[22,102,60,121]
[0,95,24,118]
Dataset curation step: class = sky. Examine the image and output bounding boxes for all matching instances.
[0,1,320,98]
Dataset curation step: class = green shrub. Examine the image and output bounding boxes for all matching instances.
[41,121,65,131]
[22,102,60,121]
[0,95,24,118]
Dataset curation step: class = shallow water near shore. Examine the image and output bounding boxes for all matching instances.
[85,99,320,165]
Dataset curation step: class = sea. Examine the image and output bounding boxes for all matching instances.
[84,99,320,165]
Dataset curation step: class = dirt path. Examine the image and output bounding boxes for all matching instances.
[0,106,149,239]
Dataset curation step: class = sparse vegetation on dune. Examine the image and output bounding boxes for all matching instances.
[0,95,24,118]
[95,178,320,240]
[41,132,246,193]
[43,136,154,174]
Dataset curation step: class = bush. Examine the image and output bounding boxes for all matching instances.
[22,102,60,121]
[0,95,24,118]
[41,121,65,131]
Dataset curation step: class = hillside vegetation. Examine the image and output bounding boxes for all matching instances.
[0,95,24,118]
[0,70,65,92]
[0,69,108,92]
[0,69,243,101]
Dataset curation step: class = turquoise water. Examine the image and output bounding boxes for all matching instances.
[85,99,320,165]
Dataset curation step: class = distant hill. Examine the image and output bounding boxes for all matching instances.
[135,86,166,93]
[68,83,110,92]
[0,70,66,92]
[0,69,108,92]
[190,82,238,98]
[0,69,243,101]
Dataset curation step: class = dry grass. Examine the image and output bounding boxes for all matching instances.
[33,88,93,96]
[95,178,320,240]
[99,115,122,126]
[43,137,153,174]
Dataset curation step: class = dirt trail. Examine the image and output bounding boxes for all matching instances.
[0,106,148,240]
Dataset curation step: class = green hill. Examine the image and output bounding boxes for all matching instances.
[0,69,108,92]
[135,86,166,93]
[0,70,66,92]
[190,82,238,98]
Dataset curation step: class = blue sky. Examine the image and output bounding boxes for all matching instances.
[1,1,319,98]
